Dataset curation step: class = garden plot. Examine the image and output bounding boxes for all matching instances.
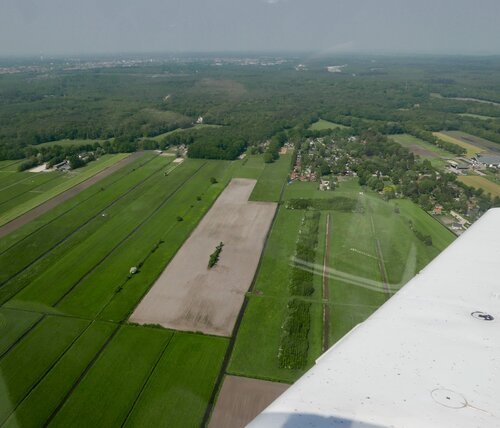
[130,178,276,336]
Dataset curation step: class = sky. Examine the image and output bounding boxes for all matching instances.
[1,0,500,56]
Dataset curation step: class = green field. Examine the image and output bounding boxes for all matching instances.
[433,132,484,157]
[0,154,129,227]
[0,317,227,428]
[389,134,452,168]
[142,123,222,142]
[0,147,456,421]
[229,179,455,382]
[31,139,112,149]
[0,153,235,426]
[309,119,348,131]
[250,153,292,202]
[458,175,500,198]
[459,113,495,121]
[442,130,500,153]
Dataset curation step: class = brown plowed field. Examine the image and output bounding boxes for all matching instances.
[130,178,277,336]
[209,375,289,428]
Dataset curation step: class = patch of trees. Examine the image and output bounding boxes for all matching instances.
[264,132,287,163]
[208,242,224,268]
[286,197,357,212]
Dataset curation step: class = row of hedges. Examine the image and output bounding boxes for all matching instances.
[277,299,311,369]
[278,211,320,369]
[286,196,358,212]
[290,211,321,296]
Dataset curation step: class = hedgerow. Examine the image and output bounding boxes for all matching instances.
[277,299,311,369]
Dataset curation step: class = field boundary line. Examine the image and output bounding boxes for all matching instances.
[53,161,206,308]
[0,314,46,360]
[0,152,157,256]
[0,318,94,426]
[119,332,175,427]
[0,155,172,302]
[42,323,121,427]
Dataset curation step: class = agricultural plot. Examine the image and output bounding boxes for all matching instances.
[0,314,227,428]
[130,178,277,336]
[3,159,224,315]
[0,155,173,304]
[229,179,455,382]
[30,138,112,149]
[209,375,288,428]
[250,152,292,202]
[458,175,500,198]
[442,130,500,154]
[389,134,452,168]
[433,132,484,157]
[309,119,348,131]
[0,154,240,426]
[459,113,495,121]
[0,153,130,228]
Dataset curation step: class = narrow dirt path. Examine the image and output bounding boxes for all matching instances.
[0,152,141,239]
[322,213,332,352]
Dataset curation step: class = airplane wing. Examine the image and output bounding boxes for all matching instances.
[249,208,500,427]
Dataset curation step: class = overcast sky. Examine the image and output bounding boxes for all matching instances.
[1,0,499,56]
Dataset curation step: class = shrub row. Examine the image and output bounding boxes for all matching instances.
[277,299,311,369]
[286,197,357,212]
[290,212,320,296]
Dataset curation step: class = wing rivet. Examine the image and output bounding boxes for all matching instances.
[471,311,495,321]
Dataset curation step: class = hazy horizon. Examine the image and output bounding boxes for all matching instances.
[1,0,500,56]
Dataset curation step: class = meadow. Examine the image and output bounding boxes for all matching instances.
[309,119,348,131]
[250,153,292,202]
[433,132,484,157]
[0,154,129,227]
[389,134,452,168]
[0,150,293,425]
[0,146,457,422]
[229,179,455,382]
[458,175,500,198]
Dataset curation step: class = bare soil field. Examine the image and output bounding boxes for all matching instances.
[0,152,138,239]
[130,178,277,336]
[209,375,288,428]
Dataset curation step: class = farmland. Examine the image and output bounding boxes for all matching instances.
[130,178,276,336]
[0,150,292,426]
[389,134,452,168]
[433,132,484,157]
[458,175,500,198]
[440,131,500,154]
[309,119,348,131]
[228,179,455,382]
[0,154,130,228]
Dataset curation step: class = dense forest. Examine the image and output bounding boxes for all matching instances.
[0,55,499,161]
